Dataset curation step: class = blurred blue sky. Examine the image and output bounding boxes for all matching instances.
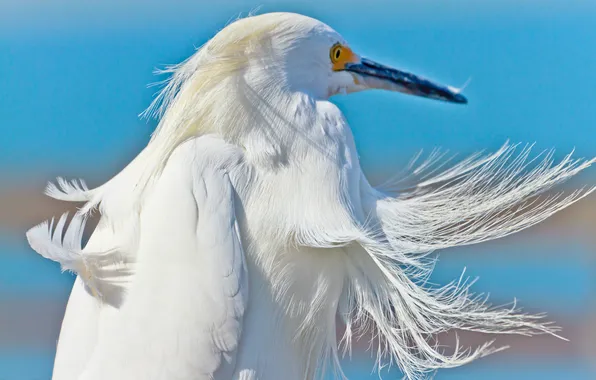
[2,0,596,180]
[1,1,596,379]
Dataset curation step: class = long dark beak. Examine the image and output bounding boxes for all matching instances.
[344,58,467,104]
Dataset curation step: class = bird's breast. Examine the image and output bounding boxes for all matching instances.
[236,99,364,247]
[240,143,362,250]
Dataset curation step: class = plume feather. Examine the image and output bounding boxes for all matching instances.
[45,177,91,202]
[26,212,125,299]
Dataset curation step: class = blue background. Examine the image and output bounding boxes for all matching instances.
[1,1,595,379]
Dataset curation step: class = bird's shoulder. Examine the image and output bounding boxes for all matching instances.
[168,134,246,174]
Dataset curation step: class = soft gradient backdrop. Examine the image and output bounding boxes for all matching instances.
[1,1,595,379]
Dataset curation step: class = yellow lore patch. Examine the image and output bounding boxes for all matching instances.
[330,43,358,71]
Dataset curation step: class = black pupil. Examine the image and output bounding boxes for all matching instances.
[335,49,341,59]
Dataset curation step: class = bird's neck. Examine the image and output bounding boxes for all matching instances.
[232,90,322,169]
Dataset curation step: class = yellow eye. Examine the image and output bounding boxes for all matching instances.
[330,43,357,71]
[330,43,343,63]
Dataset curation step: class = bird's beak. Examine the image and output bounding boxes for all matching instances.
[343,58,467,104]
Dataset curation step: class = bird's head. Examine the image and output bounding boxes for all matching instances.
[142,12,467,171]
[195,12,467,103]
[145,12,466,124]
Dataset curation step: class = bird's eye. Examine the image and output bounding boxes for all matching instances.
[330,44,343,63]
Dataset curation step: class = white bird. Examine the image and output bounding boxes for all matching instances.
[26,12,595,380]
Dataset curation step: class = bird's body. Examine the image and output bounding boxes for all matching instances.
[27,12,594,380]
[53,98,359,380]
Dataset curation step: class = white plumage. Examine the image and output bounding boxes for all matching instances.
[26,12,594,380]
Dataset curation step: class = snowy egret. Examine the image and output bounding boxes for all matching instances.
[26,12,594,380]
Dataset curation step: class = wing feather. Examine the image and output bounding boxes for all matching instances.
[27,137,248,379]
[193,167,248,377]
